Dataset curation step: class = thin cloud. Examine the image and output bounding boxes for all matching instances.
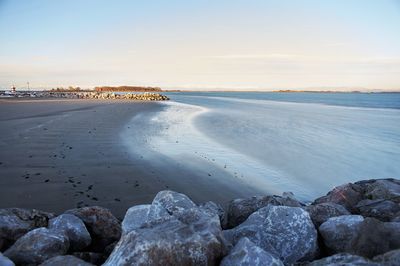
[202,53,303,59]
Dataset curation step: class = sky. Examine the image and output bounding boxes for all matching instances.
[0,0,400,91]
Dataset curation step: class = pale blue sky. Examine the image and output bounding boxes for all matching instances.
[0,0,399,90]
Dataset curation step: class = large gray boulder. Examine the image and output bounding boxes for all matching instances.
[0,208,54,250]
[355,199,400,221]
[314,183,363,212]
[226,193,302,228]
[39,255,94,266]
[307,253,379,266]
[224,205,318,264]
[4,227,69,265]
[104,215,223,265]
[305,202,351,226]
[373,249,400,266]
[319,215,364,253]
[105,190,225,265]
[220,237,283,266]
[48,214,91,251]
[0,252,14,266]
[65,206,121,251]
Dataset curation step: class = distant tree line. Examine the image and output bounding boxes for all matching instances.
[94,86,162,92]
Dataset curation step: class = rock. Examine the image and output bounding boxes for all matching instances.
[392,215,400,222]
[307,253,378,266]
[39,255,94,266]
[305,202,351,226]
[151,190,197,215]
[121,204,169,235]
[356,179,400,202]
[226,193,303,228]
[122,205,151,235]
[351,218,400,258]
[0,208,55,228]
[4,227,69,265]
[48,214,91,251]
[320,215,400,258]
[106,191,224,265]
[72,252,106,265]
[0,252,14,266]
[355,199,400,221]
[220,237,284,266]
[200,201,227,229]
[319,215,364,253]
[224,205,318,264]
[373,249,400,266]
[314,183,363,212]
[0,212,31,251]
[0,208,54,250]
[104,214,223,265]
[65,206,121,251]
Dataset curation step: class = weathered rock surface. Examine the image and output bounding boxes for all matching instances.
[355,199,400,221]
[0,252,14,266]
[355,179,400,202]
[314,179,400,216]
[314,183,363,212]
[105,215,223,265]
[320,215,400,258]
[224,205,318,264]
[305,202,351,226]
[4,227,69,265]
[65,206,121,251]
[200,201,227,229]
[151,190,197,215]
[39,255,94,266]
[226,193,303,228]
[307,253,379,266]
[392,215,400,222]
[0,208,54,250]
[121,204,169,235]
[351,218,400,258]
[105,190,224,265]
[220,237,284,266]
[373,249,400,266]
[48,214,91,251]
[319,215,364,253]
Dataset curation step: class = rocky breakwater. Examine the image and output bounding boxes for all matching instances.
[30,91,169,101]
[0,178,399,265]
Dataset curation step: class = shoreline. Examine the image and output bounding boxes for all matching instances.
[0,98,262,218]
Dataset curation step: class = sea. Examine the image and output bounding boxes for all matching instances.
[124,92,400,201]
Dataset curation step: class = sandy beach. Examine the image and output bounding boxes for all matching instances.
[0,98,255,218]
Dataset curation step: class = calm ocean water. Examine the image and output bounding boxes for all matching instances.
[126,92,400,200]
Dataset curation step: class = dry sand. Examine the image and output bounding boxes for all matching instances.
[0,98,256,218]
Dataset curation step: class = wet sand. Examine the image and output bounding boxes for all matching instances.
[0,99,257,218]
